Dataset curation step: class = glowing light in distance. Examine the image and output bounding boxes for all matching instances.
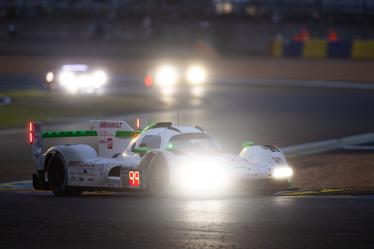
[191,86,205,97]
[61,64,88,71]
[272,166,293,179]
[186,65,207,85]
[144,75,153,87]
[93,70,108,88]
[46,72,54,83]
[161,87,175,96]
[155,65,178,86]
[58,71,76,87]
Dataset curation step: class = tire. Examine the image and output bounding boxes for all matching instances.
[47,153,82,196]
[147,154,170,197]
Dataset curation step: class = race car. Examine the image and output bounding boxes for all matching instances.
[45,64,108,94]
[144,62,208,97]
[29,120,293,197]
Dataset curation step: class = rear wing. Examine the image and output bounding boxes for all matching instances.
[29,120,141,169]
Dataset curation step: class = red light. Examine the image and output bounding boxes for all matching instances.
[29,122,33,144]
[144,75,153,87]
[136,118,140,130]
[29,131,33,144]
[128,170,140,187]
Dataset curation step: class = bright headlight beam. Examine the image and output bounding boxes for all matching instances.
[155,65,178,86]
[186,65,207,85]
[176,157,229,195]
[272,166,293,179]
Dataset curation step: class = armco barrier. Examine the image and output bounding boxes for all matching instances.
[271,39,374,59]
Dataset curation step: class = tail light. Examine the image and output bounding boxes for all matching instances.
[29,122,33,144]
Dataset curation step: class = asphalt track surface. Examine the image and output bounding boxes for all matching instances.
[2,76,374,249]
[1,191,374,249]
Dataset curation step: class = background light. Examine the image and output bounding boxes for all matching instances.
[46,72,54,82]
[186,65,207,85]
[155,65,178,86]
[93,70,108,87]
[58,71,76,87]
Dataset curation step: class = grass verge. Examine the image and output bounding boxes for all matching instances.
[288,151,374,192]
[0,90,162,129]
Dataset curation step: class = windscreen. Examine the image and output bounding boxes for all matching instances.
[168,133,222,153]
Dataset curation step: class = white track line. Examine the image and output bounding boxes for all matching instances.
[282,132,374,157]
[219,78,374,90]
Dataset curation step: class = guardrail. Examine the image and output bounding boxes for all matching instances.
[271,39,374,59]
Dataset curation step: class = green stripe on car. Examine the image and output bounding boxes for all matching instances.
[41,130,140,139]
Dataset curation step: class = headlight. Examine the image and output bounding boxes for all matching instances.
[58,71,76,87]
[176,157,229,194]
[155,65,178,86]
[92,70,108,88]
[46,72,54,83]
[272,166,293,179]
[186,65,207,85]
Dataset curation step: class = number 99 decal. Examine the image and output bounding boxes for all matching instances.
[128,171,140,187]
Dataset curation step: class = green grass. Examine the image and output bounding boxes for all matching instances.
[0,90,162,129]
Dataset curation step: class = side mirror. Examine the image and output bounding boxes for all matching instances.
[242,141,254,148]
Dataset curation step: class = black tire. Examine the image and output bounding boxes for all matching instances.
[47,153,82,196]
[147,154,170,197]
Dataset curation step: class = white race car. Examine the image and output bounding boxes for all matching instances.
[144,62,208,97]
[29,120,293,196]
[45,64,108,94]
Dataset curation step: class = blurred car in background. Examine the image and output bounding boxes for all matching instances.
[45,64,108,94]
[144,62,208,98]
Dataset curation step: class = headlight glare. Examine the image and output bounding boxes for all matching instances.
[186,65,207,85]
[272,166,293,179]
[155,65,178,86]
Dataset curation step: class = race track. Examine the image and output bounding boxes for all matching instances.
[1,76,374,249]
[1,78,374,180]
[1,191,374,249]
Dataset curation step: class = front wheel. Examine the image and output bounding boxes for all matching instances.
[147,154,170,197]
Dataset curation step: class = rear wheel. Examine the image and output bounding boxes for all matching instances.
[147,154,170,197]
[47,153,82,196]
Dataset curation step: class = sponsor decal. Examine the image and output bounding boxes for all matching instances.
[68,161,95,169]
[107,138,113,149]
[99,121,122,129]
[87,178,95,182]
